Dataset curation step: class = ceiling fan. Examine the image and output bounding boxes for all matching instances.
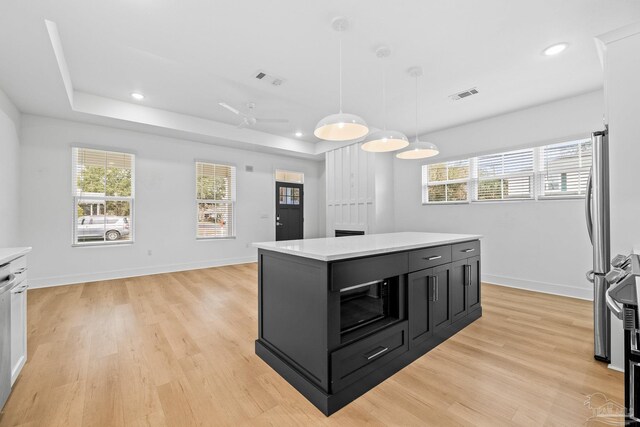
[218,102,289,128]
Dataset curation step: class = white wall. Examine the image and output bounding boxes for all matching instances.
[317,160,326,237]
[20,115,324,287]
[393,90,605,299]
[325,143,396,236]
[599,23,640,371]
[0,89,21,248]
[326,144,375,235]
[374,151,396,234]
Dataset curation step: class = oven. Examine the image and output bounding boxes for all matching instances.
[339,278,400,341]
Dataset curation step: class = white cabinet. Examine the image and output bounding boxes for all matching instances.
[9,257,27,386]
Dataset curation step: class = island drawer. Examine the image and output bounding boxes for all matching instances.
[8,256,27,274]
[330,252,408,291]
[330,321,408,393]
[451,240,480,261]
[408,245,452,272]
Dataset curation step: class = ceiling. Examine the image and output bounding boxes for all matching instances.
[1,0,639,158]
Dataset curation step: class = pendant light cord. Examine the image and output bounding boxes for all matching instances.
[415,74,419,141]
[382,62,387,130]
[339,37,343,113]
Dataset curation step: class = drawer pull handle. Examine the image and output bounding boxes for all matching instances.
[424,255,442,261]
[15,268,26,274]
[462,248,475,253]
[365,347,389,360]
[11,284,28,294]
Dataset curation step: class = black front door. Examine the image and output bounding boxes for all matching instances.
[276,182,303,241]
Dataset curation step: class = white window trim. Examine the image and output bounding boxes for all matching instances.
[71,147,135,247]
[422,140,592,205]
[195,161,237,240]
[472,149,536,202]
[71,199,136,247]
[422,160,471,204]
[423,180,471,204]
[535,138,591,200]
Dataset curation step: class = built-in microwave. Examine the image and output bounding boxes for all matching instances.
[339,278,400,341]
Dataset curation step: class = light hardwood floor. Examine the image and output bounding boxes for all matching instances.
[0,263,624,426]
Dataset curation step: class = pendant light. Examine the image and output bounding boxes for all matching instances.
[314,17,369,142]
[396,67,439,159]
[361,47,409,153]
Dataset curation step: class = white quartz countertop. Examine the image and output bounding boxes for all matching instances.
[0,247,32,266]
[253,232,481,262]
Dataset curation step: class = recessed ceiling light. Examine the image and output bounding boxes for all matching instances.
[543,43,568,56]
[295,131,303,137]
[130,92,144,101]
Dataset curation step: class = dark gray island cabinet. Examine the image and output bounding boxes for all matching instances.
[253,232,482,416]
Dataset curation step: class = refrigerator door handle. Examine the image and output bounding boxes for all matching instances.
[585,167,594,245]
[605,285,624,320]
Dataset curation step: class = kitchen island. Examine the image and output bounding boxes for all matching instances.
[253,232,482,415]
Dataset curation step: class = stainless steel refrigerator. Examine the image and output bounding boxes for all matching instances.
[585,127,611,363]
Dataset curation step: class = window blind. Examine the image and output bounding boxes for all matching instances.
[422,159,470,203]
[475,149,534,201]
[196,162,236,238]
[538,139,592,197]
[72,147,134,244]
[421,138,593,204]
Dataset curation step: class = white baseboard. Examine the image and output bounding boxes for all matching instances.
[607,363,624,373]
[482,274,593,301]
[11,354,26,386]
[27,256,258,289]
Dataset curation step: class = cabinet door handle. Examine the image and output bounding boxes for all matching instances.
[433,276,439,302]
[365,346,389,360]
[462,248,475,253]
[465,265,471,286]
[424,255,442,261]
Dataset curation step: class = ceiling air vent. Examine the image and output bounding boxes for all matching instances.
[449,87,479,101]
[253,70,286,87]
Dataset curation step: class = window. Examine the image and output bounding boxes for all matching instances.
[72,147,134,245]
[279,186,301,205]
[422,138,593,204]
[196,162,236,238]
[275,169,304,184]
[423,160,470,203]
[538,139,592,198]
[475,149,534,201]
